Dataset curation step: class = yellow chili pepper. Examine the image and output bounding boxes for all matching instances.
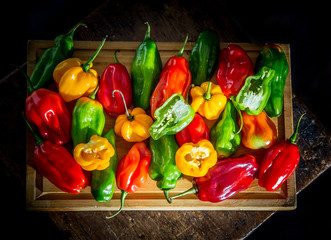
[73,135,115,171]
[175,139,217,177]
[113,90,153,142]
[190,81,227,120]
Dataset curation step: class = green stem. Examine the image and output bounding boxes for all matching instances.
[106,191,128,219]
[177,35,189,57]
[22,112,43,145]
[112,89,133,120]
[113,50,120,64]
[169,185,198,203]
[68,23,87,39]
[144,22,151,40]
[164,189,172,204]
[288,113,305,144]
[81,36,107,72]
[203,81,212,100]
[12,64,35,95]
[89,85,99,100]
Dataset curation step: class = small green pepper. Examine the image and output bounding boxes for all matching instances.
[189,30,220,86]
[149,135,182,203]
[210,101,241,158]
[149,94,195,140]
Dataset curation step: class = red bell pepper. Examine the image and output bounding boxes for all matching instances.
[258,114,305,191]
[107,142,151,218]
[24,115,86,194]
[97,50,132,117]
[150,36,191,119]
[175,113,209,146]
[170,154,258,203]
[216,44,254,98]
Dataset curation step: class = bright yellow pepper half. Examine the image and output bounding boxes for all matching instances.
[190,81,227,120]
[73,135,115,171]
[175,139,217,177]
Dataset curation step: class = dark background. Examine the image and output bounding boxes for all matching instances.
[1,0,330,239]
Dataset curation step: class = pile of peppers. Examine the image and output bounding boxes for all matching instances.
[24,23,304,218]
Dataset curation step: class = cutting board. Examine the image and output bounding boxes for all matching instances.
[26,40,295,211]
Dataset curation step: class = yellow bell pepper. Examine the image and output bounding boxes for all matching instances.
[113,90,153,142]
[73,135,115,171]
[53,58,86,85]
[190,81,227,120]
[175,139,217,177]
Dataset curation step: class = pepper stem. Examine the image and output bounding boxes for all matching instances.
[68,23,87,39]
[164,189,172,204]
[106,190,128,219]
[203,81,213,100]
[144,22,151,40]
[12,64,35,95]
[81,36,107,72]
[112,89,133,120]
[89,85,99,100]
[22,112,43,146]
[177,35,189,57]
[288,113,305,144]
[169,185,198,203]
[114,50,120,64]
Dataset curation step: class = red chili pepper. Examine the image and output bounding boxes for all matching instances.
[150,36,191,119]
[97,50,132,117]
[170,154,258,203]
[107,142,151,218]
[216,44,254,98]
[175,113,210,146]
[258,114,305,191]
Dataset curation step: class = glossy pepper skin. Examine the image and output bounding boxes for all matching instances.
[71,89,105,148]
[189,30,219,86]
[91,129,119,202]
[259,114,304,191]
[150,36,191,119]
[53,57,85,85]
[255,44,289,118]
[216,44,254,98]
[131,22,162,110]
[234,66,275,116]
[170,154,258,203]
[149,135,182,203]
[175,113,209,146]
[210,101,241,158]
[24,115,86,194]
[241,110,277,149]
[107,142,151,218]
[29,23,85,93]
[149,93,195,140]
[97,51,133,117]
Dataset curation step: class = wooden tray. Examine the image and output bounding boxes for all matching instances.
[26,40,295,211]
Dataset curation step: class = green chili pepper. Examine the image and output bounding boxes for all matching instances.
[149,135,182,203]
[131,22,162,110]
[29,23,86,93]
[71,87,105,148]
[149,94,195,140]
[189,30,220,86]
[210,101,241,158]
[255,44,289,118]
[234,66,275,116]
[91,128,119,202]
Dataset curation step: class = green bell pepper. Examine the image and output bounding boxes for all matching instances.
[210,101,241,158]
[234,66,275,115]
[149,94,195,140]
[131,22,162,110]
[71,88,105,148]
[29,23,85,93]
[255,44,289,118]
[91,128,119,202]
[149,135,182,203]
[189,30,220,86]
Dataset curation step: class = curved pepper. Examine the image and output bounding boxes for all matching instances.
[131,22,162,110]
[241,110,277,149]
[216,44,254,98]
[58,37,106,102]
[175,113,209,147]
[190,81,227,120]
[97,50,133,117]
[107,142,151,218]
[149,135,182,203]
[149,93,195,140]
[113,90,153,142]
[255,44,289,118]
[29,23,85,93]
[258,114,304,191]
[73,135,115,171]
[189,30,220,85]
[175,139,217,177]
[91,129,119,202]
[170,154,258,203]
[210,101,241,158]
[150,36,191,119]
